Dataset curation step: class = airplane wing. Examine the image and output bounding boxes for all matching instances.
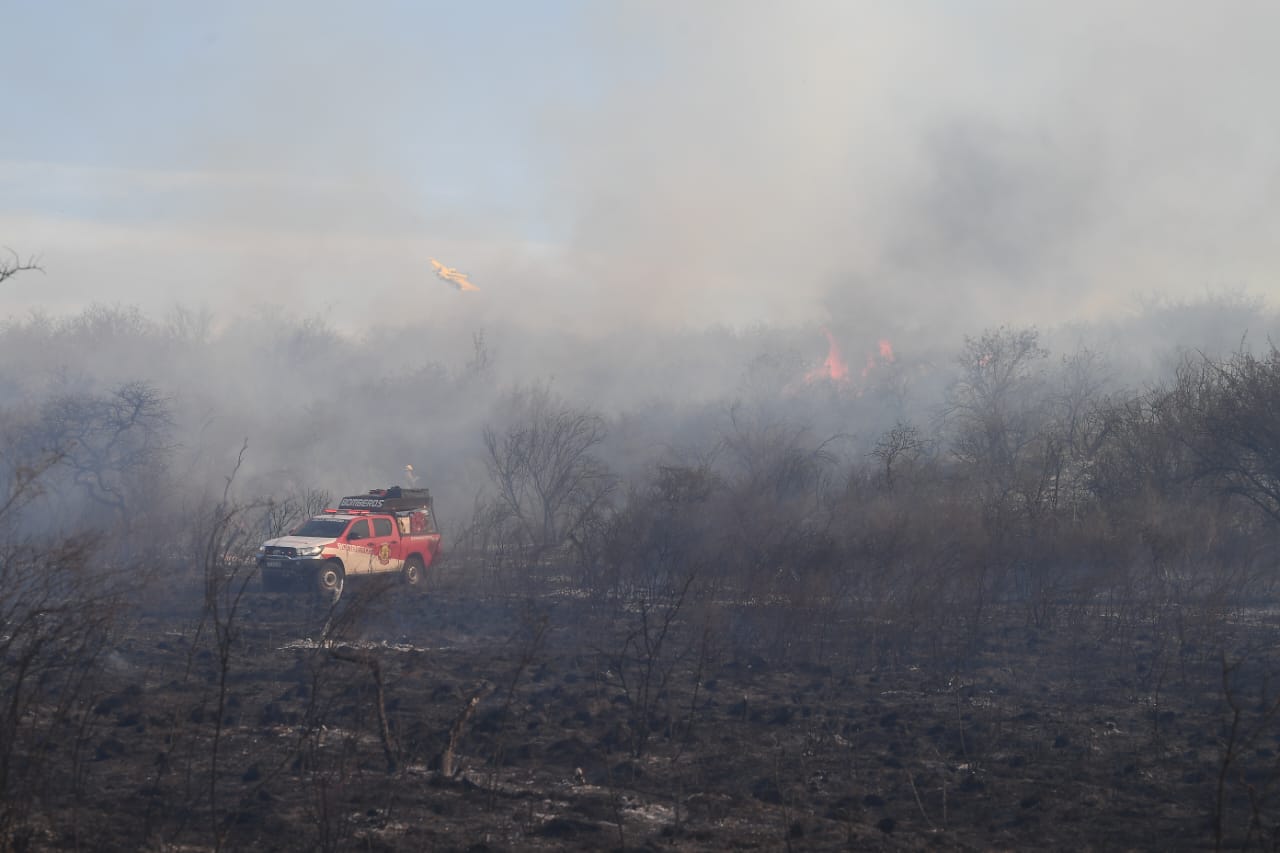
[430,257,479,291]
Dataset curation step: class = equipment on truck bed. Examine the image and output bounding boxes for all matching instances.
[336,487,434,513]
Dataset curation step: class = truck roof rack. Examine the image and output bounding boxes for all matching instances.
[336,486,433,513]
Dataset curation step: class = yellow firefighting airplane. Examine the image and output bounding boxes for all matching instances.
[430,257,480,292]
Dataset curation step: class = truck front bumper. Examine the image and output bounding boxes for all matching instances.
[258,556,328,576]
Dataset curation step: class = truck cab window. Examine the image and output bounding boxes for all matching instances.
[348,519,370,541]
[372,518,392,537]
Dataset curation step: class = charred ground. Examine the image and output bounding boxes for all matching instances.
[14,569,1280,852]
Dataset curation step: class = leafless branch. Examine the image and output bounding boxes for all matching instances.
[0,248,43,285]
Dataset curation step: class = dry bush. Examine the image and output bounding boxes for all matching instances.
[481,384,616,574]
[0,457,136,848]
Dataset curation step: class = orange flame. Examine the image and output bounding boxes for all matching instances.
[804,331,896,388]
[862,337,896,378]
[806,328,851,384]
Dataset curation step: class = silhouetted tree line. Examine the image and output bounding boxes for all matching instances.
[458,328,1279,661]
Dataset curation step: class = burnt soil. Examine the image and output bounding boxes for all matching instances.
[19,569,1280,852]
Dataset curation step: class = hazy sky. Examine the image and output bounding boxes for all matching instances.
[3,2,1279,336]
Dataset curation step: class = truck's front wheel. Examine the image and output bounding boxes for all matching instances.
[316,561,345,601]
[402,555,426,591]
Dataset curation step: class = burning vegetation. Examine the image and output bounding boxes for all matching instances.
[806,327,851,384]
[805,328,896,392]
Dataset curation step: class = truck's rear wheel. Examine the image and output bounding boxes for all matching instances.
[316,561,345,601]
[402,555,426,591]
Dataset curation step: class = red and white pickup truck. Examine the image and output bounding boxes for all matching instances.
[257,487,442,598]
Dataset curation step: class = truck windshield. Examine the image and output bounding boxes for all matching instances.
[293,518,349,538]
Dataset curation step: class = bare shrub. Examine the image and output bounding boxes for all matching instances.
[33,380,174,526]
[1163,347,1280,528]
[481,384,615,571]
[1214,648,1280,850]
[0,456,134,847]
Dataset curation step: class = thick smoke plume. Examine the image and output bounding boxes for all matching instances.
[4,4,1280,339]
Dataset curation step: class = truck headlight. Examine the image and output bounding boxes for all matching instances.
[297,545,323,557]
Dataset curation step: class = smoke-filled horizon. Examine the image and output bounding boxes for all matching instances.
[4,3,1280,340]
[0,291,1272,539]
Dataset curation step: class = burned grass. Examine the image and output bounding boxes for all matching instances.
[16,581,1280,851]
